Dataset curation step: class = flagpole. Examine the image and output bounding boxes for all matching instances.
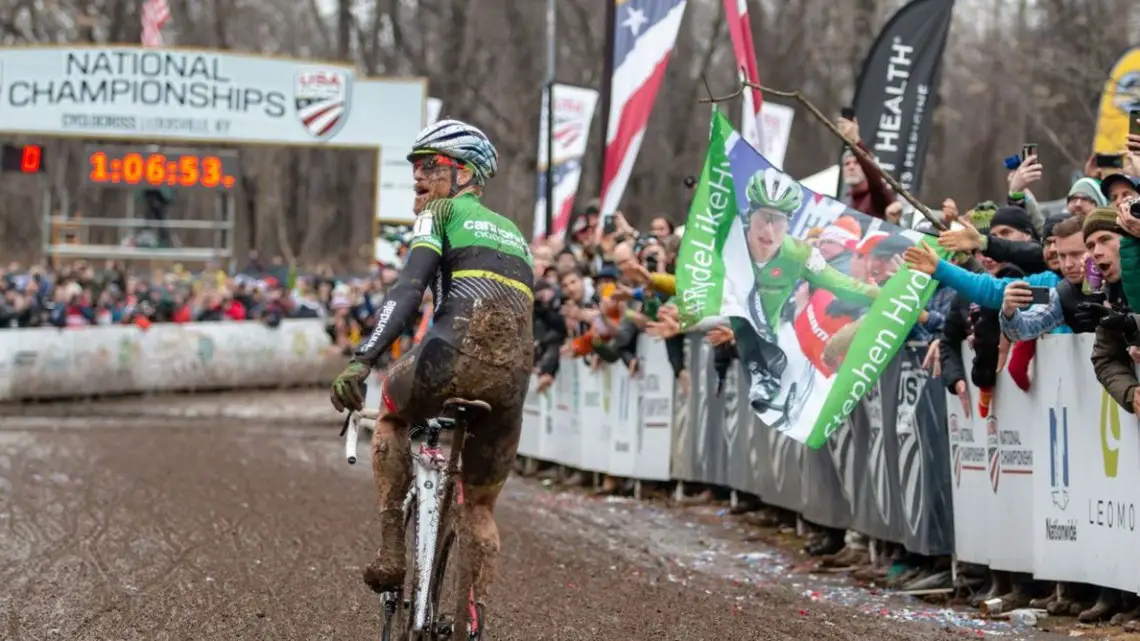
[543,0,557,237]
[598,0,616,224]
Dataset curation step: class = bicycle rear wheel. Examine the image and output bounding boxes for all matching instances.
[428,484,481,641]
[381,506,418,641]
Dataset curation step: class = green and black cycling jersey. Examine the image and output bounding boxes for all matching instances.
[354,193,534,364]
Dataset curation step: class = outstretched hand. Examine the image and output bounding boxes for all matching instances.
[903,243,940,276]
[938,218,984,253]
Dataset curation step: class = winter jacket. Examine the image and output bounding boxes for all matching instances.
[1092,318,1140,414]
[1118,234,1140,310]
[846,141,894,220]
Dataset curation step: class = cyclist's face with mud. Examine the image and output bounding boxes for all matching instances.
[411,154,476,213]
[746,208,788,263]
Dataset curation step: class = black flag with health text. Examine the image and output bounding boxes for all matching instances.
[837,0,955,200]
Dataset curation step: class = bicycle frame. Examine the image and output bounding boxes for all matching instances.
[408,429,450,631]
[346,408,467,636]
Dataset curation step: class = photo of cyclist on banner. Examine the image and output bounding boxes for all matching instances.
[730,167,879,426]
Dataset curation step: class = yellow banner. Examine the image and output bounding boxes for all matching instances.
[1094,48,1140,154]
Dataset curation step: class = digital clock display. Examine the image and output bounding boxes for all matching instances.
[84,145,240,190]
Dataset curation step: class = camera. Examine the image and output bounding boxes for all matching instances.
[645,255,659,273]
[1130,197,1140,219]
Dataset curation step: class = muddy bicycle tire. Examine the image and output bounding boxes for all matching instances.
[381,506,418,641]
[428,480,481,641]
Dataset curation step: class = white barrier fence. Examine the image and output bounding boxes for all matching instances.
[517,335,675,481]
[952,333,1140,591]
[0,320,337,401]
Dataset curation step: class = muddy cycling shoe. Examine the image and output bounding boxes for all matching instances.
[363,511,406,593]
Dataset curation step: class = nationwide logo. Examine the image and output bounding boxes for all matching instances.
[1049,405,1070,510]
[294,68,352,140]
[1101,389,1121,478]
[987,416,1000,493]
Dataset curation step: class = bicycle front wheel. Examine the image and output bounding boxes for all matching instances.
[381,506,418,641]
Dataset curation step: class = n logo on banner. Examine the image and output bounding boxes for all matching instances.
[1101,390,1121,478]
[1049,406,1070,510]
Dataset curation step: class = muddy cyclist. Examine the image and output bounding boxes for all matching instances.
[329,119,534,632]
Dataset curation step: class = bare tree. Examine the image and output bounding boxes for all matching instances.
[0,0,1136,268]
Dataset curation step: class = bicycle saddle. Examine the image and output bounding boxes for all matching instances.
[443,398,492,416]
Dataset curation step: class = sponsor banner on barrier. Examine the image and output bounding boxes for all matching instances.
[517,336,673,482]
[729,365,763,498]
[520,377,542,459]
[1032,335,1140,591]
[633,341,674,481]
[897,346,954,557]
[0,320,335,401]
[948,346,1035,571]
[578,359,609,474]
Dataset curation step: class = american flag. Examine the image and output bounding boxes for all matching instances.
[141,0,171,47]
[722,0,763,149]
[599,0,688,217]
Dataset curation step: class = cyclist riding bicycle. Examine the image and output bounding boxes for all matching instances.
[329,119,534,623]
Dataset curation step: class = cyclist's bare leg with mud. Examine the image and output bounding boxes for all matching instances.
[458,406,522,605]
[363,415,412,591]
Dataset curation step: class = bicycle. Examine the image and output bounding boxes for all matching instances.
[343,390,489,641]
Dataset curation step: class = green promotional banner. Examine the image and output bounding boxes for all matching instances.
[675,112,940,448]
[676,110,738,329]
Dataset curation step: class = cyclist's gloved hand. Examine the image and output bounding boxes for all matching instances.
[331,360,371,412]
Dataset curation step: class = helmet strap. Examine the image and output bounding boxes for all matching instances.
[447,165,478,198]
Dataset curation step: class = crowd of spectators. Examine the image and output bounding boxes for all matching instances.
[525,114,1140,626]
[0,254,410,361]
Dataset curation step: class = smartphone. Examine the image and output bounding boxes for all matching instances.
[840,106,856,119]
[602,212,617,235]
[1095,153,1125,169]
[1130,109,1140,137]
[1021,143,1038,163]
[1028,286,1051,305]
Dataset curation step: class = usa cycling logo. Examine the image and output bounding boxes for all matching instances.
[295,68,352,140]
[1049,405,1070,510]
[986,416,1000,493]
[553,111,582,149]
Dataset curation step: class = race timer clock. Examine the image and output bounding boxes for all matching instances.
[84,145,240,190]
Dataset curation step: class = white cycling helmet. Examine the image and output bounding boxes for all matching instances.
[407,119,498,184]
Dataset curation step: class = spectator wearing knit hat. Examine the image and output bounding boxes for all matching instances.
[1066,177,1106,217]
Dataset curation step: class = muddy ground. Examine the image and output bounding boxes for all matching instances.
[0,390,1092,640]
